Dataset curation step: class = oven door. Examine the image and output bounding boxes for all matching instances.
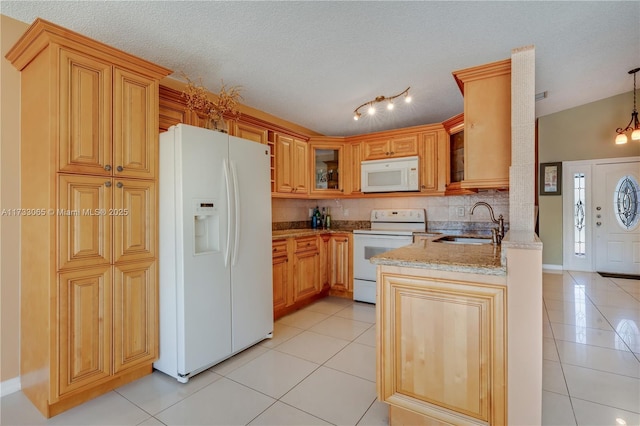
[353,233,413,282]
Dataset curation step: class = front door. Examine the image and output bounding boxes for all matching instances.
[594,160,640,274]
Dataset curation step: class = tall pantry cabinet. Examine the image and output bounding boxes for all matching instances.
[6,19,171,417]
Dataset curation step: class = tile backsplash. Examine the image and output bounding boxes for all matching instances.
[272,190,509,231]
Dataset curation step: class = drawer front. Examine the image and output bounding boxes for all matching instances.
[272,240,288,257]
[294,236,318,253]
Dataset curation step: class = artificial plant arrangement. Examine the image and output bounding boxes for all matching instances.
[181,72,243,131]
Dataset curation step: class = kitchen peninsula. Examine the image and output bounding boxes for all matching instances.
[372,231,542,425]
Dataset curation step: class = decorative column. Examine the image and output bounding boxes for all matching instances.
[509,45,537,231]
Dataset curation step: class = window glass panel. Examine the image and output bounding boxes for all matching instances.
[614,175,640,230]
[573,173,586,257]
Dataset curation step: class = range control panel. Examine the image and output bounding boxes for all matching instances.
[370,209,426,223]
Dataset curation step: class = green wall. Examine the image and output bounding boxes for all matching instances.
[538,90,640,266]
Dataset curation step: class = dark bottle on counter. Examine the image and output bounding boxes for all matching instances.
[312,206,319,229]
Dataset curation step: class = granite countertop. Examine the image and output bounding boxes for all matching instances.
[272,228,355,239]
[370,234,506,276]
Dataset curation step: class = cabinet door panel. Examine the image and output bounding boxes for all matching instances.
[390,135,419,157]
[362,139,390,160]
[293,250,319,302]
[234,121,268,144]
[58,174,112,270]
[113,68,157,179]
[275,135,294,192]
[58,266,112,395]
[292,139,308,193]
[113,260,157,373]
[59,49,112,175]
[420,132,438,192]
[113,179,156,263]
[378,274,506,425]
[272,255,289,315]
[329,235,351,292]
[349,143,362,194]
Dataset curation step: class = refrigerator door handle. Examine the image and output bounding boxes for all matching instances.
[223,158,232,267]
[230,160,240,266]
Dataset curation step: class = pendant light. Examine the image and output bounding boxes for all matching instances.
[615,67,640,144]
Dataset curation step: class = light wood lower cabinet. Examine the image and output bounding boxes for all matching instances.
[272,233,353,319]
[377,266,506,425]
[272,240,290,314]
[328,233,352,297]
[113,260,157,373]
[58,266,113,396]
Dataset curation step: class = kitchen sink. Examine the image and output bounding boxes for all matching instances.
[433,235,493,245]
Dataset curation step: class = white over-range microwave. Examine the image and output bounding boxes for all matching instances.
[361,156,419,193]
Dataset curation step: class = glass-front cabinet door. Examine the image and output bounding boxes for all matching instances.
[309,141,345,196]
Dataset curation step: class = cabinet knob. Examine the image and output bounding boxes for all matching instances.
[385,152,390,156]
[104,164,112,171]
[421,185,426,189]
[390,151,395,155]
[105,181,112,187]
[116,165,124,172]
[116,182,123,189]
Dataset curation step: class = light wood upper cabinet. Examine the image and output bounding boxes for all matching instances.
[58,49,113,175]
[275,134,308,195]
[7,18,171,417]
[309,140,345,196]
[233,121,269,144]
[419,129,447,195]
[348,142,362,194]
[453,59,511,189]
[362,134,419,160]
[113,68,158,179]
[58,49,158,179]
[159,86,189,132]
[378,267,506,425]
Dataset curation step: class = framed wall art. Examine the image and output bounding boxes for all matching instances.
[539,162,562,195]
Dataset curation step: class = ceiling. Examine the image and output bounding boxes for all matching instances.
[3,1,639,137]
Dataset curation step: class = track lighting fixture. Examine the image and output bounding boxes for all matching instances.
[353,87,411,121]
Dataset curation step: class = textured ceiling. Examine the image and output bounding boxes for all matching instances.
[2,1,639,136]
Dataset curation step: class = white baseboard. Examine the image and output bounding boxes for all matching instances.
[1,376,21,397]
[543,264,563,273]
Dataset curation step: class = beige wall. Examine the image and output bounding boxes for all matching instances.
[1,14,27,382]
[538,91,640,266]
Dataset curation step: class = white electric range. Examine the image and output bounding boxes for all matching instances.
[352,209,426,303]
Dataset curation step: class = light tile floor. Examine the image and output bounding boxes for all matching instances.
[542,271,640,426]
[2,271,639,425]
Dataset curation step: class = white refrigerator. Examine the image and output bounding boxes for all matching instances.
[154,124,273,383]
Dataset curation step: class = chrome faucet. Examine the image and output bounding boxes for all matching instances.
[470,202,504,244]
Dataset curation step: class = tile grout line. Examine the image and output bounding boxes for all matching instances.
[544,277,579,426]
